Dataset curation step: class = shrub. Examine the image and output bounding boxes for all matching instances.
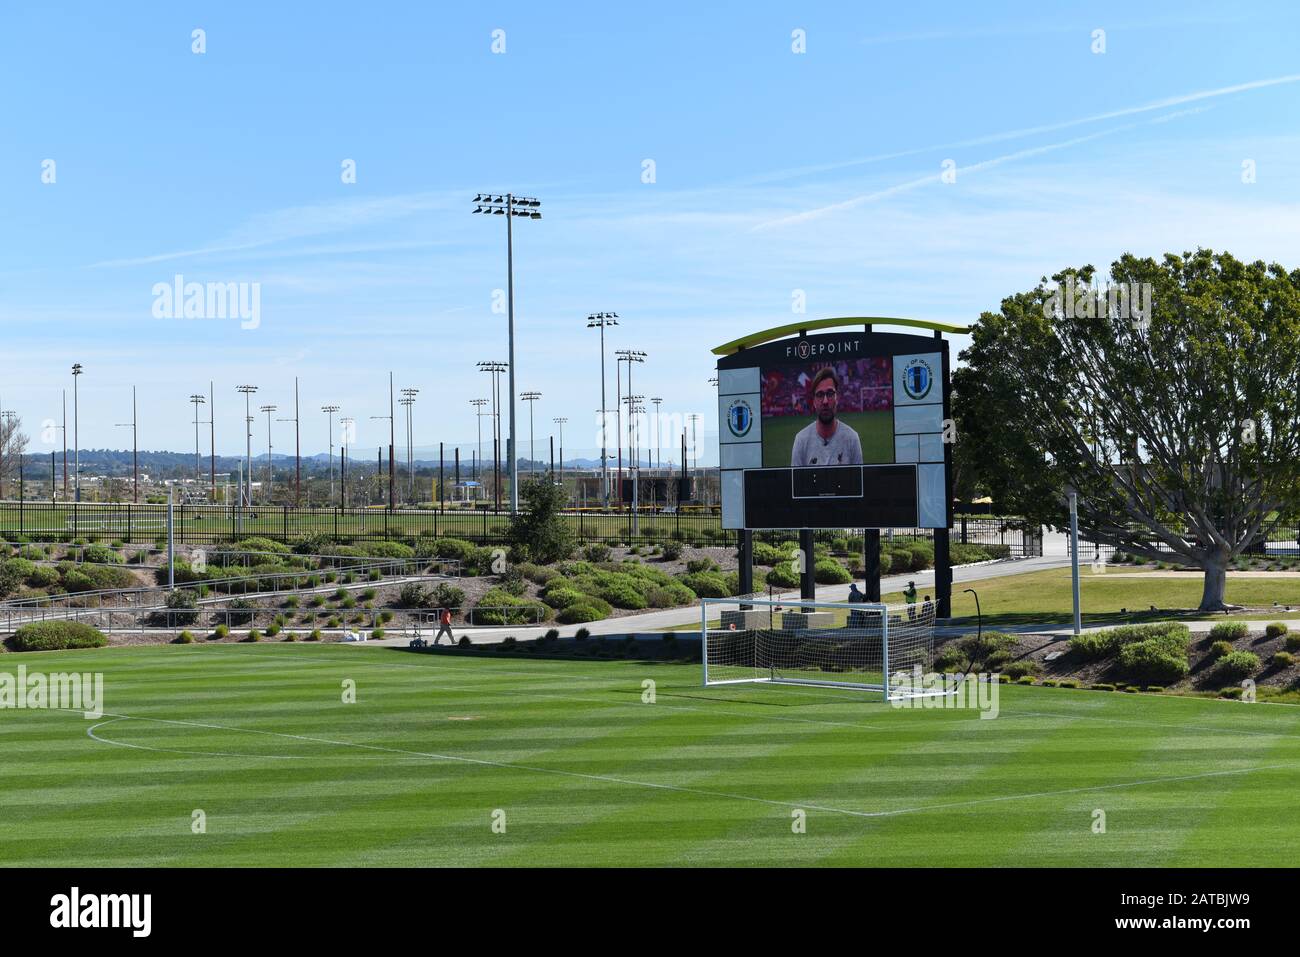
[212,624,230,640]
[1001,659,1041,679]
[431,583,466,611]
[763,562,800,588]
[1015,675,1035,685]
[245,629,262,642]
[813,558,851,585]
[224,597,256,626]
[307,629,322,641]
[265,622,281,637]
[506,478,576,564]
[660,542,683,562]
[175,631,195,644]
[372,628,385,640]
[686,558,718,574]
[557,602,608,624]
[474,588,548,625]
[1266,622,1289,639]
[1117,638,1190,684]
[583,544,612,563]
[679,571,731,599]
[27,565,60,589]
[234,536,291,556]
[575,627,590,640]
[9,620,107,651]
[1272,651,1296,668]
[542,628,560,642]
[1069,622,1190,661]
[1207,639,1235,660]
[1213,650,1259,683]
[1285,634,1300,652]
[1090,683,1116,692]
[1208,621,1248,642]
[81,544,124,565]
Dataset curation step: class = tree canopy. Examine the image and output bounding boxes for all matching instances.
[954,249,1300,610]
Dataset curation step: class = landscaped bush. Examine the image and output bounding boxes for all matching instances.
[233,536,292,556]
[1272,651,1296,668]
[1285,634,1300,652]
[660,542,683,562]
[557,602,609,624]
[1208,621,1248,643]
[1207,639,1235,660]
[935,631,1016,672]
[163,589,200,625]
[1117,636,1190,684]
[1069,622,1190,661]
[27,565,60,589]
[1265,622,1289,639]
[61,569,96,593]
[763,562,800,588]
[583,544,612,563]
[175,630,195,644]
[474,588,548,625]
[245,629,261,642]
[431,583,466,611]
[1001,659,1041,679]
[81,544,124,564]
[212,624,229,640]
[1212,650,1259,683]
[307,629,322,641]
[1,557,36,584]
[678,571,731,599]
[8,620,107,652]
[813,558,851,585]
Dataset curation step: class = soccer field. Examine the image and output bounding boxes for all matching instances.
[4,643,1299,867]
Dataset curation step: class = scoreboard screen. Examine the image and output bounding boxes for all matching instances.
[718,329,950,530]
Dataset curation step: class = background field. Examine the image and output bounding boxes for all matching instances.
[761,410,894,467]
[3,643,1299,866]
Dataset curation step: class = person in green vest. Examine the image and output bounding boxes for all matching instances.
[903,580,918,604]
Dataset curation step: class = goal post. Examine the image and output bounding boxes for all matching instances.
[700,596,945,700]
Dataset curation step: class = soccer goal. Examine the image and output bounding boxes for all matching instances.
[700,596,946,700]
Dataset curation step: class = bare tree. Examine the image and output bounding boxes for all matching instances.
[0,415,29,499]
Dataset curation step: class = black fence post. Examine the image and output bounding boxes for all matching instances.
[864,529,881,601]
[799,528,815,600]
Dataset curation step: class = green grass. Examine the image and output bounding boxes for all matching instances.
[895,567,1300,626]
[3,642,1300,866]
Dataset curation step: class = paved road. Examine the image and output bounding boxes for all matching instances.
[363,555,1073,647]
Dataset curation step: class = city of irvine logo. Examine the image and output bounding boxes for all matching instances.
[727,398,753,437]
[902,357,933,401]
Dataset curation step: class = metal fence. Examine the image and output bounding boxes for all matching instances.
[1078,526,1300,563]
[0,500,1043,557]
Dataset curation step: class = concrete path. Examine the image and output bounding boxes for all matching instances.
[359,555,1073,647]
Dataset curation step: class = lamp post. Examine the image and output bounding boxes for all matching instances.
[321,404,340,506]
[370,413,393,508]
[473,193,542,514]
[71,363,83,502]
[260,405,277,504]
[208,381,216,503]
[650,397,663,473]
[520,391,541,477]
[236,385,257,506]
[477,361,507,510]
[586,312,618,507]
[616,350,646,510]
[277,378,301,506]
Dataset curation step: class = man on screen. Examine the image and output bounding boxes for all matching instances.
[790,368,863,466]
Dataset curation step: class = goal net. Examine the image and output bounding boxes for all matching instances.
[700,597,944,700]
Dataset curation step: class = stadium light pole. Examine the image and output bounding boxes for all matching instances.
[477,361,507,510]
[189,394,206,487]
[520,391,541,477]
[339,416,354,506]
[650,397,663,473]
[236,386,257,506]
[400,388,418,503]
[260,405,277,504]
[616,350,646,508]
[370,413,393,508]
[552,416,567,486]
[387,372,396,510]
[586,312,618,507]
[321,405,340,506]
[112,387,138,504]
[276,408,300,506]
[470,399,489,488]
[208,381,216,503]
[71,363,82,502]
[473,193,542,515]
[61,390,67,501]
[687,413,701,480]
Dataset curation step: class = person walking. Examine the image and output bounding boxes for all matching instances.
[434,606,455,645]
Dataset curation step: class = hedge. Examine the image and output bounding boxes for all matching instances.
[9,621,108,652]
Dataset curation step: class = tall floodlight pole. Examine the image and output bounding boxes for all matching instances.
[321,405,340,506]
[473,193,542,514]
[112,394,138,504]
[470,399,489,485]
[387,372,396,510]
[400,388,418,502]
[553,417,567,486]
[293,378,301,505]
[586,312,618,507]
[627,398,645,533]
[260,405,277,504]
[687,413,701,480]
[370,412,393,508]
[71,363,83,502]
[477,361,507,510]
[650,397,663,473]
[339,417,354,506]
[616,350,645,509]
[236,386,257,506]
[61,390,67,500]
[276,409,300,505]
[520,391,541,477]
[208,381,216,502]
[189,394,206,487]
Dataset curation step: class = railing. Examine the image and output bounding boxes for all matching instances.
[0,500,1045,557]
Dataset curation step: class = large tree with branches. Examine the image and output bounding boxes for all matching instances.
[0,414,28,499]
[954,249,1300,611]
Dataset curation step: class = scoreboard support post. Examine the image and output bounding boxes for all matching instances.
[737,529,753,599]
[864,529,881,601]
[934,528,952,617]
[799,528,816,600]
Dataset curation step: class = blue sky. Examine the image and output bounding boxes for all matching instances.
[3,1,1300,464]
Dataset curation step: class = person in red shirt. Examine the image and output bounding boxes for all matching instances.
[434,607,455,645]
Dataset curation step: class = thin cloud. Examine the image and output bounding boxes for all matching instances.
[753,107,1210,230]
